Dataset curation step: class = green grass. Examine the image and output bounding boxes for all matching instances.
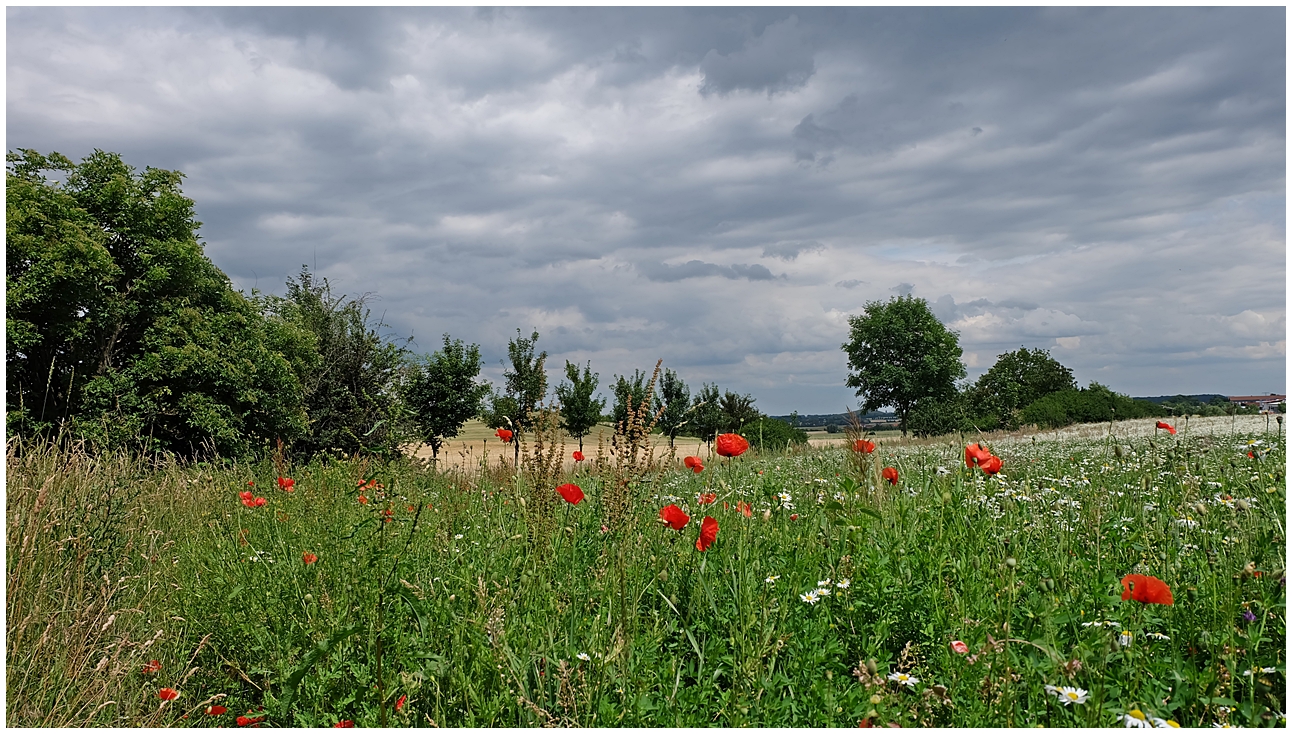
[6,417,1286,727]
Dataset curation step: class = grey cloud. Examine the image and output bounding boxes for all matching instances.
[7,7,1282,412]
[762,240,824,260]
[639,260,777,283]
[700,15,815,95]
[891,283,915,296]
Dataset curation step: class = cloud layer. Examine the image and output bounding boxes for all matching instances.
[7,7,1285,413]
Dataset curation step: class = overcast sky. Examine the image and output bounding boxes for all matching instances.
[8,7,1286,414]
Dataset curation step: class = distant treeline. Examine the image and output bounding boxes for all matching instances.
[768,412,893,428]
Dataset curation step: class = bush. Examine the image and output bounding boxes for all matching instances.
[743,417,808,451]
[1019,383,1165,429]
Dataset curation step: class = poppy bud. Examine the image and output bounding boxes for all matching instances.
[304,593,314,604]
[1236,499,1250,511]
[869,694,883,705]
[657,569,668,582]
[1186,586,1197,602]
[865,659,878,676]
[1005,557,1017,569]
[762,509,772,521]
[941,492,952,504]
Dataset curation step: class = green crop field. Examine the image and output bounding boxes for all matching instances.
[6,415,1285,727]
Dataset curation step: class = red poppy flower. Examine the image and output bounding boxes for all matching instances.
[964,443,992,467]
[276,476,295,492]
[246,480,255,487]
[358,495,369,505]
[555,483,585,505]
[659,504,690,530]
[1155,421,1177,435]
[253,497,266,507]
[735,500,752,518]
[692,462,705,474]
[882,467,899,485]
[495,428,513,442]
[790,513,799,521]
[698,492,717,505]
[302,552,318,564]
[159,688,179,701]
[396,694,407,712]
[332,721,355,728]
[572,451,585,462]
[950,640,969,654]
[1248,451,1255,458]
[240,491,266,508]
[696,516,718,551]
[239,490,254,502]
[978,455,1003,475]
[1120,573,1174,605]
[853,439,876,454]
[238,715,266,726]
[142,659,162,674]
[207,705,227,716]
[715,433,750,457]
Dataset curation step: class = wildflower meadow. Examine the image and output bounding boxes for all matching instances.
[5,414,1285,727]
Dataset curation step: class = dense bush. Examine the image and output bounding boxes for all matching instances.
[1019,383,1165,429]
[743,416,809,450]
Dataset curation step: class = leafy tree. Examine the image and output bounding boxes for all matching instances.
[842,295,966,436]
[403,335,490,460]
[260,267,409,459]
[653,368,691,447]
[555,361,605,452]
[684,383,724,444]
[719,390,761,432]
[484,329,547,462]
[970,348,1076,429]
[611,369,651,429]
[6,149,307,456]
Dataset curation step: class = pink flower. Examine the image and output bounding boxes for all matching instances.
[950,640,969,654]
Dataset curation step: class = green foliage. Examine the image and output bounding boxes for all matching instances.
[9,418,1285,727]
[1019,383,1166,429]
[611,369,651,429]
[653,368,691,446]
[843,295,966,436]
[6,149,307,457]
[744,416,809,450]
[906,390,982,438]
[402,335,490,459]
[718,390,761,432]
[260,267,408,459]
[1157,395,1255,418]
[969,348,1077,429]
[684,382,724,443]
[555,361,605,451]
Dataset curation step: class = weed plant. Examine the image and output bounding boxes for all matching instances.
[5,417,1285,727]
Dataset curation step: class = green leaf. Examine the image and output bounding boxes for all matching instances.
[278,625,362,715]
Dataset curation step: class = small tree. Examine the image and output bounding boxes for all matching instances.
[686,383,724,445]
[842,294,966,436]
[403,335,491,460]
[719,390,760,432]
[555,360,605,452]
[653,368,691,447]
[485,329,547,464]
[611,369,651,430]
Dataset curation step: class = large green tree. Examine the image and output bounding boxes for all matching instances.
[653,368,691,447]
[403,335,490,460]
[555,361,605,452]
[6,149,307,456]
[969,347,1077,429]
[718,390,760,432]
[842,294,966,436]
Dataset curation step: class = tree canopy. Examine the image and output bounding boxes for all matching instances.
[555,361,605,451]
[969,347,1076,429]
[403,335,490,459]
[843,295,966,436]
[653,368,691,447]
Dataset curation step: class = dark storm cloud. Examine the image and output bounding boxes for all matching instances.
[7,7,1283,412]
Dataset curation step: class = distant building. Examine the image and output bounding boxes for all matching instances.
[1227,394,1286,413]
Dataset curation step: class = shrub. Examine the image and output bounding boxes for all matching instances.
[743,417,808,451]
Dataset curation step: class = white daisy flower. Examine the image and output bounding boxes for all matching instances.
[1118,630,1134,647]
[836,579,851,589]
[800,590,820,604]
[1120,710,1152,728]
[1055,686,1088,705]
[1151,717,1180,728]
[765,575,780,584]
[1145,632,1170,640]
[576,652,590,662]
[818,578,832,587]
[887,671,919,687]
[817,587,831,596]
